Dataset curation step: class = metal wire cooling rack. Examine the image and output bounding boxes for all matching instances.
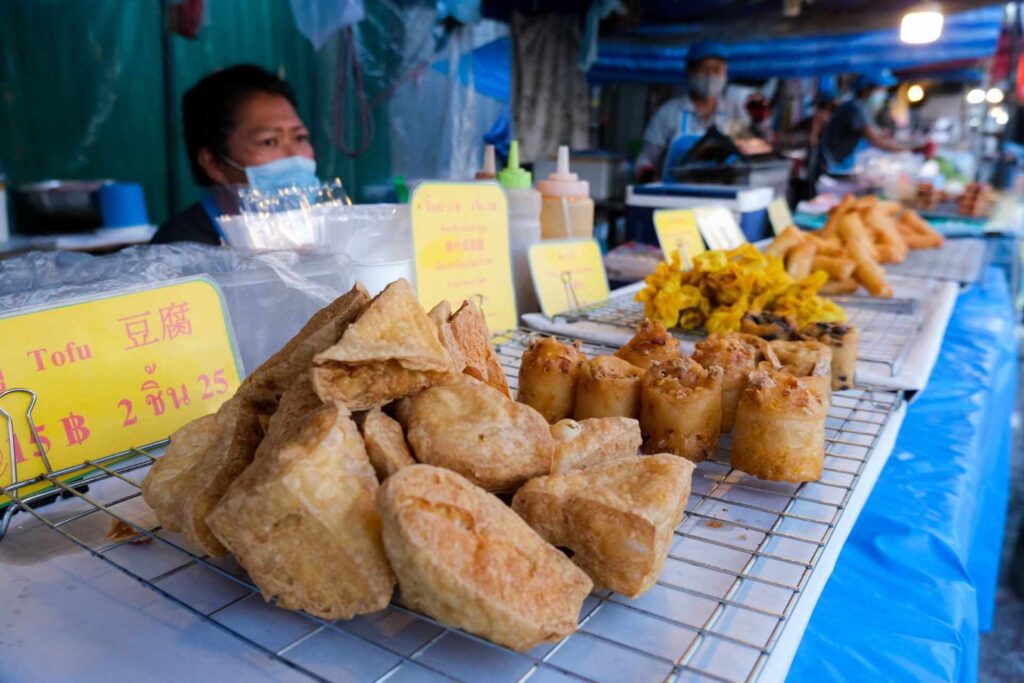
[1,330,904,683]
[885,237,988,284]
[559,293,921,376]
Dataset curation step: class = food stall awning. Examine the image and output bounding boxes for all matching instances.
[589,5,1003,83]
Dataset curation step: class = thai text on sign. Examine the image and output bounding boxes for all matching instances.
[528,238,610,317]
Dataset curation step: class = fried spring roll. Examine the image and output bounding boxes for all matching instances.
[518,337,585,423]
[574,356,645,420]
[639,357,723,462]
[692,333,779,433]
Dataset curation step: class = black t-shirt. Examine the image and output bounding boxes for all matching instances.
[820,99,870,173]
[151,202,221,245]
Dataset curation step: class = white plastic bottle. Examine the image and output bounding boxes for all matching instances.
[537,146,595,240]
[497,141,542,315]
[475,145,497,180]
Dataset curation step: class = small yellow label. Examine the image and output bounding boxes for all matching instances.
[528,238,610,317]
[653,209,705,268]
[694,206,747,251]
[768,197,794,235]
[0,277,242,500]
[411,182,517,332]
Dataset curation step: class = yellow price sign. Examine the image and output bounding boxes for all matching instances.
[528,238,609,318]
[694,206,747,251]
[411,182,517,332]
[767,197,794,235]
[0,277,242,500]
[653,209,705,268]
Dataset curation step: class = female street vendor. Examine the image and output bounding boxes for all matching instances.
[151,64,317,245]
[635,40,750,182]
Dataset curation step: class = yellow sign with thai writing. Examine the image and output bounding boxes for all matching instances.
[411,182,517,331]
[768,197,794,235]
[528,238,609,317]
[694,206,748,251]
[0,277,242,500]
[654,208,705,269]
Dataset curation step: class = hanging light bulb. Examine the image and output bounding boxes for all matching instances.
[966,88,986,104]
[908,84,925,103]
[986,87,1005,104]
[901,4,944,44]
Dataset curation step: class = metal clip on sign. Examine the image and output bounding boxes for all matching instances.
[0,387,55,541]
[561,270,583,313]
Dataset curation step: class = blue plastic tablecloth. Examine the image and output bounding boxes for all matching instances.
[789,266,1018,682]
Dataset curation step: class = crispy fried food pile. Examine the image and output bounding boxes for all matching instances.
[635,243,846,332]
[766,195,945,298]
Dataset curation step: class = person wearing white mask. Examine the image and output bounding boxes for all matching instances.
[819,70,915,178]
[152,65,319,245]
[635,40,749,182]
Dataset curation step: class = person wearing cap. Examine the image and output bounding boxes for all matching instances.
[635,40,750,182]
[819,69,914,177]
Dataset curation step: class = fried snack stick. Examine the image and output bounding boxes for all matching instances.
[821,195,855,237]
[861,205,907,263]
[765,226,805,259]
[898,209,944,248]
[811,255,856,281]
[818,278,859,295]
[838,212,893,298]
[804,232,847,257]
[785,241,817,280]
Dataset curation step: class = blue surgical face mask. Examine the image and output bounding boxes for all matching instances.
[224,155,319,194]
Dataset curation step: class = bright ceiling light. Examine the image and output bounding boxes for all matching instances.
[992,106,1009,125]
[966,88,986,104]
[908,84,925,103]
[901,5,944,44]
[986,87,1005,104]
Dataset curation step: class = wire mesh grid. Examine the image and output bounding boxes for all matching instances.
[885,238,988,284]
[560,293,921,376]
[1,330,903,683]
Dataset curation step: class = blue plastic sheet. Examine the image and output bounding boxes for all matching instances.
[789,265,1018,682]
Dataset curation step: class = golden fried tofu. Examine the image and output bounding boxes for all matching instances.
[428,300,468,373]
[207,402,395,619]
[513,454,693,598]
[239,283,370,416]
[378,465,593,652]
[312,279,453,410]
[615,319,681,370]
[141,395,263,556]
[404,376,553,493]
[573,355,645,420]
[359,407,416,480]
[448,300,511,398]
[549,417,642,473]
[253,374,322,460]
[517,337,585,423]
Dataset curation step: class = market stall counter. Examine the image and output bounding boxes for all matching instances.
[790,265,1018,683]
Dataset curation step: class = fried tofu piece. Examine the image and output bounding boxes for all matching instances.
[207,402,395,619]
[549,417,642,473]
[517,337,585,423]
[312,279,453,411]
[428,300,468,373]
[513,455,693,598]
[253,374,322,460]
[141,395,263,556]
[405,376,553,493]
[449,300,511,398]
[359,408,416,480]
[615,319,681,370]
[239,283,370,416]
[378,465,593,652]
[640,357,723,462]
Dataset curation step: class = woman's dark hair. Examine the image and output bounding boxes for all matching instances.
[183,64,298,186]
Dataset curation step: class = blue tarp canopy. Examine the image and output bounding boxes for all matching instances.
[590,6,1003,83]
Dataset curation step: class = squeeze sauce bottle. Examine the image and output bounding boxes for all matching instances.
[497,140,542,315]
[475,145,497,180]
[537,145,594,240]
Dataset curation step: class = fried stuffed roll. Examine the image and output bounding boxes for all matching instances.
[574,355,645,420]
[768,340,833,403]
[731,367,828,482]
[517,337,585,423]
[692,333,780,433]
[639,357,723,462]
[799,323,860,391]
[614,319,682,370]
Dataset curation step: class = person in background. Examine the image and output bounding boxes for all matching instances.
[818,70,915,178]
[152,64,317,245]
[635,40,749,182]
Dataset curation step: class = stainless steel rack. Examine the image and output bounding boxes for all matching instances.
[885,238,988,284]
[558,293,921,376]
[1,330,904,682]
